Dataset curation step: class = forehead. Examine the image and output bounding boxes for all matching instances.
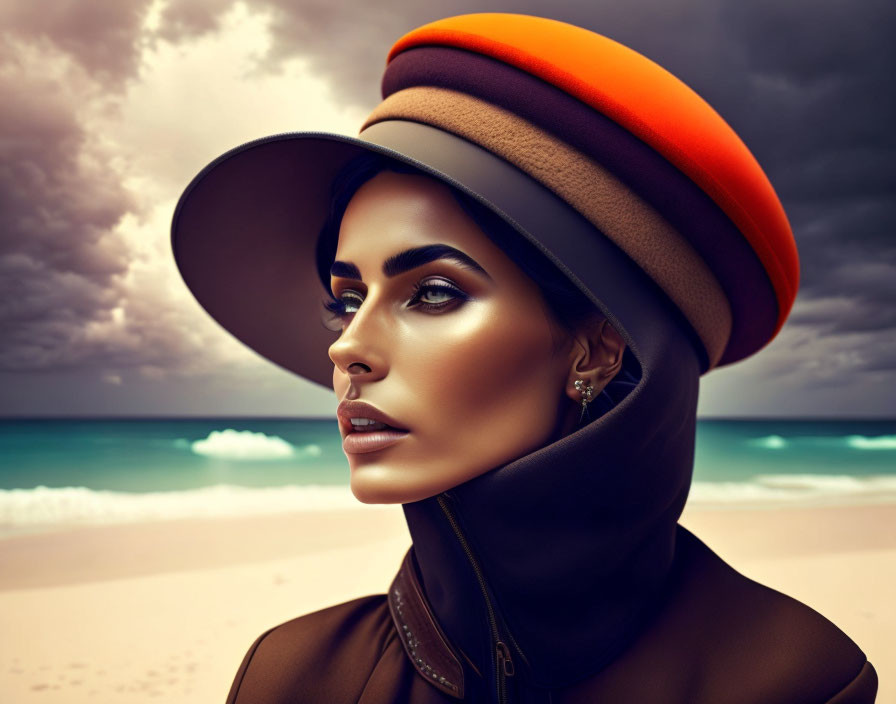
[335,171,505,265]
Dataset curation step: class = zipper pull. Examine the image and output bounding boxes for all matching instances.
[496,641,515,677]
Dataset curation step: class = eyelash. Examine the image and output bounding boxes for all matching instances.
[322,279,469,325]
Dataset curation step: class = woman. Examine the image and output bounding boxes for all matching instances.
[171,13,878,703]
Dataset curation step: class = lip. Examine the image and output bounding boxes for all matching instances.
[342,428,409,454]
[336,399,410,444]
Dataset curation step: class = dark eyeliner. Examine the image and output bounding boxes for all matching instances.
[321,289,363,329]
[408,279,470,312]
[321,278,469,326]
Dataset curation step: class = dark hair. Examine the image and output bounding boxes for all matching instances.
[314,152,640,418]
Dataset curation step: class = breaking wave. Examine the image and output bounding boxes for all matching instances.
[0,484,371,538]
[2,473,895,538]
[845,434,896,450]
[746,434,896,451]
[747,434,789,449]
[187,429,321,460]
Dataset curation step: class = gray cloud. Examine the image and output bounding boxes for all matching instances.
[154,0,232,44]
[0,0,893,414]
[0,71,132,277]
[0,5,225,378]
[713,1,896,365]
[0,0,152,87]
[0,38,135,373]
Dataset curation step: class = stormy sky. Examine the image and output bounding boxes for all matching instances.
[0,0,893,418]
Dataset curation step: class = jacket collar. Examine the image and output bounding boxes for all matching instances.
[388,548,467,699]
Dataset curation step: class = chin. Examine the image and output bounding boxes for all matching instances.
[349,468,445,505]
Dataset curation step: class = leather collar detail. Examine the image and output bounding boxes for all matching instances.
[388,548,465,699]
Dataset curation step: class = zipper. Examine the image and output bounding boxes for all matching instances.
[437,492,524,704]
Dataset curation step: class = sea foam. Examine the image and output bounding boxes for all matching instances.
[845,434,896,450]
[0,484,370,537]
[747,433,896,451]
[690,473,896,508]
[747,434,788,449]
[2,473,896,538]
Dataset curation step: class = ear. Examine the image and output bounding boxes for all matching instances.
[564,315,627,405]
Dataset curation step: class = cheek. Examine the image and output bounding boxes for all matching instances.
[394,303,561,431]
[332,366,347,398]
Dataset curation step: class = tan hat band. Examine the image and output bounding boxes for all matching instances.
[362,86,732,369]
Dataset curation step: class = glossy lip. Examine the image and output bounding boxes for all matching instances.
[336,399,409,438]
[342,429,409,455]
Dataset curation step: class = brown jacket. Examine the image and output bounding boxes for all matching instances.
[225,528,876,703]
[225,264,877,703]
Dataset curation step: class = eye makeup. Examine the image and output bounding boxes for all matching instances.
[321,276,471,330]
[407,277,470,312]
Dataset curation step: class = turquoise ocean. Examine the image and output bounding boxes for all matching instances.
[1,418,894,537]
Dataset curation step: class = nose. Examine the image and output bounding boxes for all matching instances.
[327,297,388,382]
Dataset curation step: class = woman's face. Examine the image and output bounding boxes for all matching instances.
[328,170,579,504]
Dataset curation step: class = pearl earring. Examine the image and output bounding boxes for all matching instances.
[574,379,595,424]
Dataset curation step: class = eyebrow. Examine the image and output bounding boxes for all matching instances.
[330,244,492,282]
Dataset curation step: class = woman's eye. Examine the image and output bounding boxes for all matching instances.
[409,279,469,311]
[322,279,468,329]
[321,290,364,328]
[338,291,364,313]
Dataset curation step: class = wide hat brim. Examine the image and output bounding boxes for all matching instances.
[173,131,415,389]
[172,121,702,389]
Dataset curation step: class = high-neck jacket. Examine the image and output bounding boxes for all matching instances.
[223,296,878,703]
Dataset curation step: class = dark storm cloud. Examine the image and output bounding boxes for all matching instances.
[0,0,152,87]
[1,0,893,409]
[713,0,896,369]
[0,2,196,375]
[0,53,133,372]
[0,73,131,278]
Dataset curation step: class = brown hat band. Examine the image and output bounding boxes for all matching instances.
[362,86,732,369]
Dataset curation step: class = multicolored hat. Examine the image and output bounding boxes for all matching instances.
[172,12,799,385]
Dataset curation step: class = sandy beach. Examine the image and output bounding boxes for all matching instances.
[0,502,892,703]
